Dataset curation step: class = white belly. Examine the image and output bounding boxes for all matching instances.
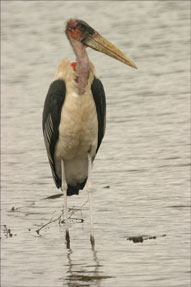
[54,89,98,185]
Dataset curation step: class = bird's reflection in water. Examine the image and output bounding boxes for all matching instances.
[63,246,112,287]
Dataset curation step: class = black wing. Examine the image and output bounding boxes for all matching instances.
[91,77,106,153]
[42,79,66,188]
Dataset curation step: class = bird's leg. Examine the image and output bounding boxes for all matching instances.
[61,159,70,248]
[87,153,95,247]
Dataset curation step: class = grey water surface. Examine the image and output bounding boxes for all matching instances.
[1,1,190,287]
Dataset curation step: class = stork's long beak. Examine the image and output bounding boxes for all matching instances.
[83,32,137,69]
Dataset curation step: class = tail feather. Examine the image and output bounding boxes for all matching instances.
[67,178,87,196]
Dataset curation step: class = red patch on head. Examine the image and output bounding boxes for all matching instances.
[66,19,85,42]
[67,19,77,30]
[71,62,77,71]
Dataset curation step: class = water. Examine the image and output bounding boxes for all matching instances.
[1,1,190,287]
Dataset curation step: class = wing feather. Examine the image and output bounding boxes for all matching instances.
[91,77,106,153]
[42,79,66,188]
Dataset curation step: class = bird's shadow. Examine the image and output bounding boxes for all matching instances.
[62,245,113,287]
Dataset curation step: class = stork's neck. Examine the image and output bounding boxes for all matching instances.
[69,37,90,94]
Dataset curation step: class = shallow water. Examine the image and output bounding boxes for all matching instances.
[1,1,190,287]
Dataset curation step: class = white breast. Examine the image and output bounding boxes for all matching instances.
[57,88,98,155]
[53,59,98,185]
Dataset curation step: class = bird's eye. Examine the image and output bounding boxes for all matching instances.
[77,23,84,29]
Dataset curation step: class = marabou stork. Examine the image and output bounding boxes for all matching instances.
[42,19,137,247]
